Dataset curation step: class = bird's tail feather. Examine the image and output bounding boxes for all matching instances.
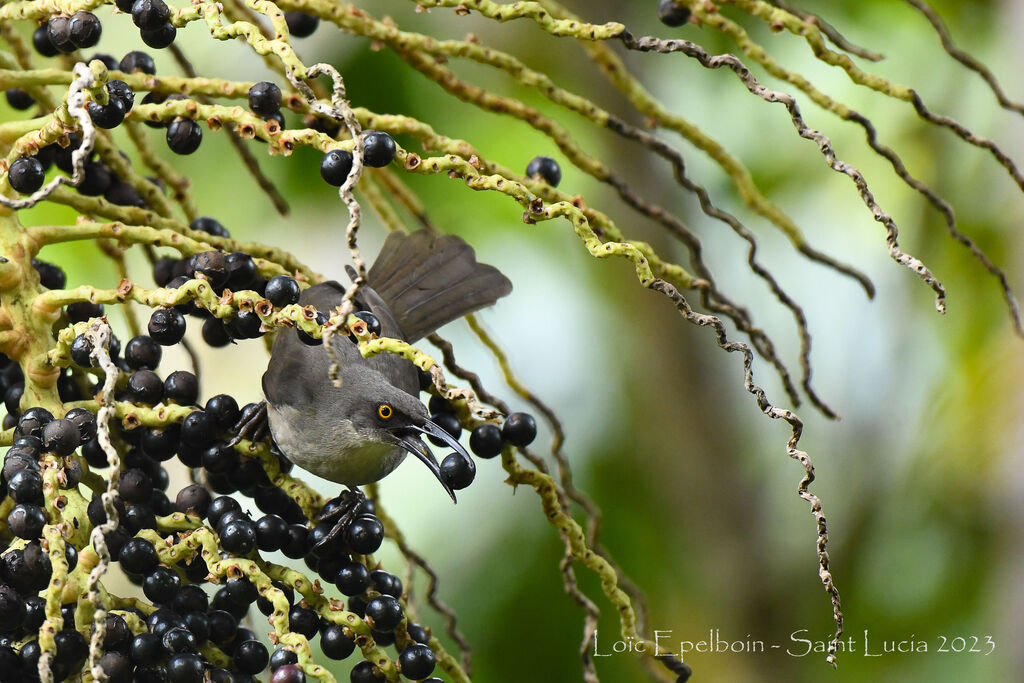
[368,230,512,342]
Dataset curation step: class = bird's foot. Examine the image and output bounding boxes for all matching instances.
[227,400,269,448]
[313,488,366,553]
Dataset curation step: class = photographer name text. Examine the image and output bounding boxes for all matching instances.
[593,629,996,659]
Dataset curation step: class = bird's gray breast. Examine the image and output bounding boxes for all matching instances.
[266,401,407,486]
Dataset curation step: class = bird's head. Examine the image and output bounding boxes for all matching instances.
[347,382,471,502]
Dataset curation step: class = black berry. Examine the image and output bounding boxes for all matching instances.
[399,643,436,680]
[120,51,157,75]
[285,12,319,37]
[526,155,561,186]
[8,156,44,194]
[141,23,177,49]
[320,149,354,186]
[5,88,34,110]
[132,0,170,30]
[364,595,403,631]
[440,452,475,490]
[33,25,59,58]
[469,423,503,458]
[46,16,75,54]
[319,624,355,660]
[502,411,537,447]
[125,335,162,369]
[68,11,102,48]
[345,515,384,555]
[41,418,80,456]
[164,370,198,404]
[265,275,301,307]
[191,216,229,237]
[148,307,187,345]
[362,130,396,167]
[167,119,202,154]
[658,0,692,27]
[248,81,282,116]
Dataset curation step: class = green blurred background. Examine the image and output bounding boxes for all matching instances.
[9,0,1024,680]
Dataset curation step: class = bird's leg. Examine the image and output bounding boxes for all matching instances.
[313,487,366,552]
[227,400,268,448]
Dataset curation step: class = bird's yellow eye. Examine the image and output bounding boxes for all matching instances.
[378,403,393,420]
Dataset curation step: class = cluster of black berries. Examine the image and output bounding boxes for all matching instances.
[320,131,398,187]
[149,217,306,348]
[423,387,537,490]
[6,50,175,197]
[32,12,102,56]
[119,0,177,49]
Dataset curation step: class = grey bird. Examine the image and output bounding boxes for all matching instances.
[235,230,511,537]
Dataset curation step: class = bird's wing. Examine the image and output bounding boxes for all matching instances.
[368,230,512,343]
[263,280,419,409]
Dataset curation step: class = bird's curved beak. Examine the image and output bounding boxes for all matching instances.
[390,418,470,503]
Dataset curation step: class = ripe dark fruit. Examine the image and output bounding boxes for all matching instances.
[33,259,66,289]
[125,334,163,370]
[526,155,562,187]
[66,407,98,442]
[141,23,177,49]
[319,624,355,660]
[144,566,182,604]
[502,411,537,447]
[346,515,384,555]
[285,12,319,37]
[149,307,187,345]
[272,664,306,683]
[69,11,102,49]
[426,411,460,447]
[128,369,163,404]
[167,652,205,683]
[5,88,34,110]
[164,370,199,405]
[100,651,132,683]
[399,643,436,680]
[120,537,159,574]
[191,216,229,237]
[107,80,136,112]
[119,468,154,503]
[287,605,320,639]
[202,317,232,347]
[265,275,301,307]
[88,97,127,129]
[352,310,381,337]
[364,595,403,631]
[181,410,216,447]
[8,503,47,539]
[248,81,282,116]
[440,452,475,490]
[132,0,170,30]
[297,312,327,346]
[46,16,75,54]
[255,513,288,551]
[167,119,203,154]
[120,50,157,75]
[335,561,370,595]
[370,570,402,598]
[206,394,240,428]
[234,640,269,675]
[658,0,692,27]
[78,160,112,196]
[220,518,258,555]
[33,25,59,57]
[41,418,80,456]
[66,301,104,323]
[320,149,354,187]
[350,661,381,683]
[176,483,212,516]
[407,622,431,645]
[362,130,397,167]
[190,251,229,290]
[8,156,45,194]
[469,423,503,458]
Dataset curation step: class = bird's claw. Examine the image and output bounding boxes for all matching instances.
[313,488,366,553]
[227,400,269,448]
